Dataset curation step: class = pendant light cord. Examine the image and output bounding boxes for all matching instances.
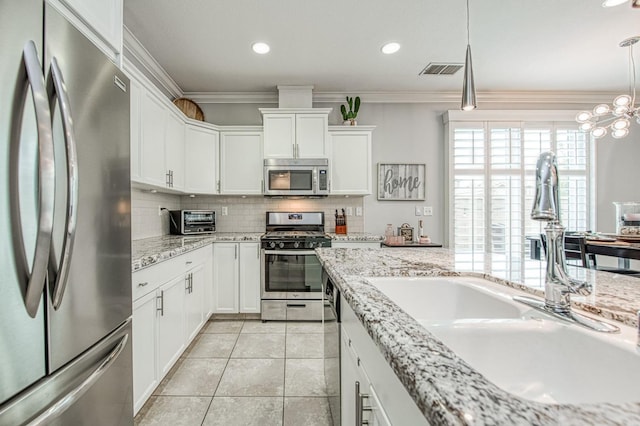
[466,0,470,46]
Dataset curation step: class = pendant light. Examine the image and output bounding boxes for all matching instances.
[575,36,640,139]
[461,0,477,111]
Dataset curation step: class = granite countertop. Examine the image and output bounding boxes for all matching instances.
[315,247,640,425]
[131,233,263,271]
[327,232,385,242]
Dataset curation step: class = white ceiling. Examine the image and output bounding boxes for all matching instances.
[123,0,640,96]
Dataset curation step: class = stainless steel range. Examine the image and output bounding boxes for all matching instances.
[261,212,332,321]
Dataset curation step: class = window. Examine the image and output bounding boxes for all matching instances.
[446,113,593,268]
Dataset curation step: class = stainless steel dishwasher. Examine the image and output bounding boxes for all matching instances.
[323,271,340,426]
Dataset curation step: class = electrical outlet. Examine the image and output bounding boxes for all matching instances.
[415,206,423,216]
[424,206,433,216]
[158,206,162,216]
[221,206,228,216]
[355,207,362,216]
[346,207,353,216]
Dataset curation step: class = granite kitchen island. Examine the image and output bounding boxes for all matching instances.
[316,247,640,425]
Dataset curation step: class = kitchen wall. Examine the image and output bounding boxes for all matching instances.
[129,100,640,242]
[200,100,640,243]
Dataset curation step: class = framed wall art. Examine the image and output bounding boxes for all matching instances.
[377,163,426,201]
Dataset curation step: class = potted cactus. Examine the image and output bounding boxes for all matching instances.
[340,96,360,125]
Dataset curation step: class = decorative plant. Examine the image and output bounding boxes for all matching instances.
[340,96,360,124]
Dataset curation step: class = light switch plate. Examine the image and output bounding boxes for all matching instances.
[355,207,362,216]
[415,206,423,216]
[346,207,353,216]
[424,206,433,216]
[222,206,228,216]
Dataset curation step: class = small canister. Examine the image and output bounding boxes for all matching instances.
[397,223,414,242]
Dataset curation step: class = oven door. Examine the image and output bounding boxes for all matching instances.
[262,249,323,299]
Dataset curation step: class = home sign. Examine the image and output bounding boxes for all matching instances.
[377,163,426,201]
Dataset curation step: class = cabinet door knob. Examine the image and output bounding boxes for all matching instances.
[138,282,148,287]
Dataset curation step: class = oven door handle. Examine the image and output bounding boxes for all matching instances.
[263,250,316,256]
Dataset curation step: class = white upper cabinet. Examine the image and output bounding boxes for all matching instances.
[165,111,185,191]
[296,113,329,158]
[329,126,374,195]
[219,131,263,194]
[184,125,219,194]
[139,90,167,187]
[261,109,331,159]
[48,0,123,62]
[262,114,295,158]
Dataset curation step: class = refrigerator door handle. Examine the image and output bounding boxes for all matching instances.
[10,40,55,318]
[47,57,79,310]
[26,333,129,426]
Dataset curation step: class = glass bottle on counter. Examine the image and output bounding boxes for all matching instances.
[384,224,394,244]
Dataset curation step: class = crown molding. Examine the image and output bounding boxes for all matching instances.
[123,26,183,99]
[185,92,278,104]
[183,90,623,105]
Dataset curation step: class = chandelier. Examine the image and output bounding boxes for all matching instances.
[576,36,639,139]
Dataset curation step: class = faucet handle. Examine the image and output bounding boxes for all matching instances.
[568,277,592,296]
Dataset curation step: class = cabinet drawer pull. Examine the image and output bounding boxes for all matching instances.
[286,303,306,308]
[137,282,148,287]
[186,261,193,265]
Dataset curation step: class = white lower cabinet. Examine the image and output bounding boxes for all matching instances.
[213,242,261,314]
[132,245,212,414]
[132,291,158,414]
[341,297,429,426]
[156,275,186,378]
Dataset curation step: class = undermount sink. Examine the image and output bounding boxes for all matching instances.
[365,276,640,405]
[365,276,527,321]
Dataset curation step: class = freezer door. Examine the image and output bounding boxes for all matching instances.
[44,4,132,372]
[0,319,133,425]
[0,0,48,405]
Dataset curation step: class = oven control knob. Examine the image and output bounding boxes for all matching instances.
[269,242,276,248]
[293,241,300,249]
[278,242,285,249]
[308,241,316,248]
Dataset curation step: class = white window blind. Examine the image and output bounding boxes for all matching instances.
[449,120,592,263]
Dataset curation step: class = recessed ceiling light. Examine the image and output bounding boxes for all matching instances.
[252,42,270,54]
[602,0,628,6]
[381,42,401,55]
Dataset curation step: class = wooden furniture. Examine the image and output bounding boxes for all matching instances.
[534,233,639,275]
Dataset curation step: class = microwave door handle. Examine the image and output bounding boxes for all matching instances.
[47,57,79,310]
[313,169,317,194]
[9,41,55,318]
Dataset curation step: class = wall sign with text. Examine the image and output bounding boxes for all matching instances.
[377,163,426,201]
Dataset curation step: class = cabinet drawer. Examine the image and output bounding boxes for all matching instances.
[286,300,322,321]
[182,245,211,270]
[133,245,213,300]
[133,257,180,300]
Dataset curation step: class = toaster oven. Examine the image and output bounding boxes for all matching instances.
[169,210,215,235]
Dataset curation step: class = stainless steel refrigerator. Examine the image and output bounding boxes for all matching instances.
[1,1,133,424]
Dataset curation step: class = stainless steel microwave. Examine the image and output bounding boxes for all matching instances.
[263,158,329,196]
[169,210,215,235]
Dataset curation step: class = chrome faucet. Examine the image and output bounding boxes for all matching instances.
[514,152,619,333]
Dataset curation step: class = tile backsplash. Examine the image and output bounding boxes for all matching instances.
[131,189,181,240]
[131,190,365,239]
[180,196,365,233]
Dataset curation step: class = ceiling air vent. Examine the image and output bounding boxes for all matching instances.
[419,63,463,76]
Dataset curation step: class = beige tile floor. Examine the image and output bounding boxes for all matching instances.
[134,319,332,426]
